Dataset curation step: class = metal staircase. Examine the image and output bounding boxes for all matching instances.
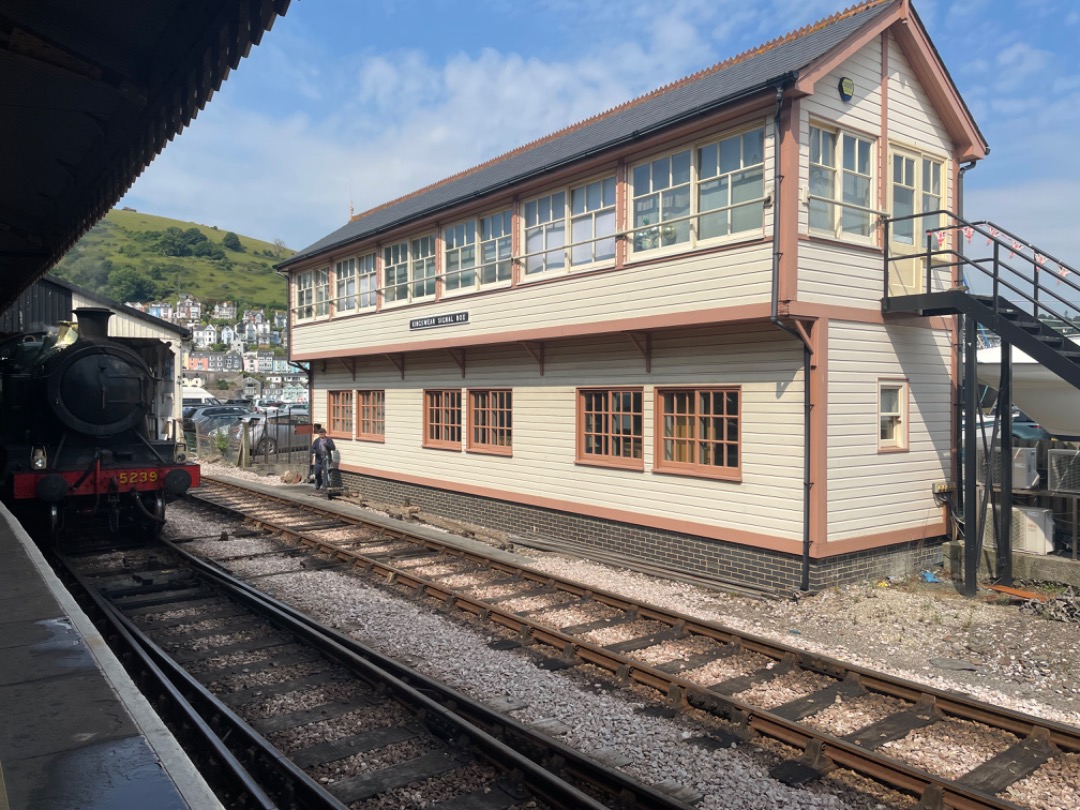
[882,212,1080,595]
[884,214,1080,387]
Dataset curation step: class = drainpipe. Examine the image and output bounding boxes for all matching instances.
[767,84,813,592]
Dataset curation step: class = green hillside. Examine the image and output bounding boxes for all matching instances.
[53,209,294,313]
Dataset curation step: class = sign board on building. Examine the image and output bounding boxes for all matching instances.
[409,312,469,330]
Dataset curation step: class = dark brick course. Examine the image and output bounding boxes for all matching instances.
[341,471,945,593]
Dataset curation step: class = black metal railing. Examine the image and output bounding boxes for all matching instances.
[884,211,1080,327]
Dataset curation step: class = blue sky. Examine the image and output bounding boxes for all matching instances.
[121,0,1080,266]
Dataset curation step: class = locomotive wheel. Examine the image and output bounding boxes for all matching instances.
[143,493,165,539]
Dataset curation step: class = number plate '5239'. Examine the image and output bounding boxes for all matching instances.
[118,471,158,484]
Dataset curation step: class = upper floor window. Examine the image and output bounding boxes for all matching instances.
[655,387,740,480]
[314,268,331,317]
[632,150,691,250]
[444,219,477,292]
[809,124,874,240]
[570,177,616,266]
[890,150,944,247]
[424,389,462,449]
[632,125,766,253]
[335,258,356,313]
[383,236,436,305]
[524,191,566,275]
[328,390,354,437]
[577,388,643,470]
[444,209,514,294]
[358,253,377,309]
[479,210,514,284]
[697,128,765,240]
[295,270,314,320]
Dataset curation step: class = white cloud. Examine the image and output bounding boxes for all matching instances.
[120,0,1080,273]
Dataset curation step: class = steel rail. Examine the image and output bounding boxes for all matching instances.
[195,477,1080,808]
[163,536,694,810]
[52,551,287,810]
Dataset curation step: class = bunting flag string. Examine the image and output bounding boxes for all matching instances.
[987,226,1000,245]
[963,226,974,243]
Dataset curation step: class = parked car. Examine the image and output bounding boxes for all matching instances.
[237,409,312,454]
[183,403,253,433]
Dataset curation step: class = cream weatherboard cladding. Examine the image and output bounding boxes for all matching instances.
[295,244,775,356]
[827,321,950,540]
[797,33,954,308]
[313,327,807,543]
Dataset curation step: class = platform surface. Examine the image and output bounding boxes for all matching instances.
[0,505,221,810]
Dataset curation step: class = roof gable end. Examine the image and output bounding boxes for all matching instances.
[794,0,986,160]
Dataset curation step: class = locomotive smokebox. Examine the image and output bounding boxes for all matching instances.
[73,307,113,341]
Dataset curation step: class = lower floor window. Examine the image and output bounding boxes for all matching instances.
[328,390,354,436]
[468,389,512,453]
[879,380,908,450]
[424,389,462,449]
[655,387,740,478]
[577,388,643,468]
[357,390,385,439]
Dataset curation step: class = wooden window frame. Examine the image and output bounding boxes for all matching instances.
[878,378,909,453]
[335,257,356,313]
[653,386,742,481]
[467,389,512,456]
[327,390,354,438]
[314,267,331,317]
[809,122,876,245]
[294,269,315,320]
[356,389,385,442]
[423,389,462,450]
[576,387,644,471]
[889,146,947,249]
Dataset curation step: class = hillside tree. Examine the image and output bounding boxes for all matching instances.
[107,266,157,302]
[222,231,243,251]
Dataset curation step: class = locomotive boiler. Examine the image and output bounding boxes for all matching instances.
[0,307,199,541]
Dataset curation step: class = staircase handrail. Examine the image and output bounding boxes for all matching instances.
[884,211,1080,328]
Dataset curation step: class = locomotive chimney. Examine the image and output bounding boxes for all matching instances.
[73,307,113,340]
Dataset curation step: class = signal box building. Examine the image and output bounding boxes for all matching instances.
[280,0,985,592]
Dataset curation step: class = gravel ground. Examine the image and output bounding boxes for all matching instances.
[175,465,1080,808]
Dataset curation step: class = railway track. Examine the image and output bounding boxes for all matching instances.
[189,475,1080,809]
[58,542,692,809]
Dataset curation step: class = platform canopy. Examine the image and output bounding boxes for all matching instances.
[0,0,290,315]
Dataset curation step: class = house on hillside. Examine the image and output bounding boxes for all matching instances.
[148,301,173,322]
[220,324,237,345]
[176,295,201,324]
[278,0,989,592]
[194,323,218,348]
[213,300,237,321]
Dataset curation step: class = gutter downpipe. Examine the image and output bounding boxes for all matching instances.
[767,83,813,592]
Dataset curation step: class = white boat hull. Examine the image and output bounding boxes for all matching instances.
[977,347,1080,438]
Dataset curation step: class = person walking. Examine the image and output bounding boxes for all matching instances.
[310,427,336,491]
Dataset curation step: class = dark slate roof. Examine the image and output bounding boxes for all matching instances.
[284,0,899,267]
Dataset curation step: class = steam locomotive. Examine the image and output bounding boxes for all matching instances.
[0,307,200,542]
